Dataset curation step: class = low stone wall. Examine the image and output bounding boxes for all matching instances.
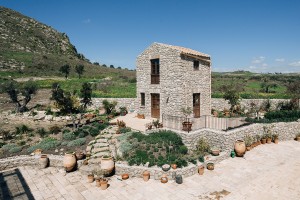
[0,155,64,171]
[211,98,289,111]
[175,121,300,151]
[90,98,138,111]
[115,151,229,180]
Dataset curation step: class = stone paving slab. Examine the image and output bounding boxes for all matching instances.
[1,141,300,200]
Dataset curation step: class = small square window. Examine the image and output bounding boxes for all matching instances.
[194,60,199,70]
[141,93,145,106]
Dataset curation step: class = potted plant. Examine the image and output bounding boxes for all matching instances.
[100,178,108,190]
[152,119,160,128]
[171,163,177,169]
[161,174,168,183]
[211,146,220,156]
[143,171,150,181]
[181,107,193,132]
[272,134,279,144]
[261,134,267,144]
[119,106,127,116]
[198,165,205,175]
[162,164,171,171]
[256,135,261,146]
[244,135,252,151]
[87,174,94,183]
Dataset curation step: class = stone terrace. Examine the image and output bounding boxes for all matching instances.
[1,141,300,200]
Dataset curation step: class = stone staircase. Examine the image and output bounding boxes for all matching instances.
[79,126,119,175]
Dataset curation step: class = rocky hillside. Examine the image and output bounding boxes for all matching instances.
[0,6,88,71]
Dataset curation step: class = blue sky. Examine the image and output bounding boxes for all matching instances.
[1,0,300,73]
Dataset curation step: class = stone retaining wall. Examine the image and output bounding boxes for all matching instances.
[175,121,300,151]
[211,98,289,111]
[89,97,290,113]
[115,151,229,180]
[0,155,64,171]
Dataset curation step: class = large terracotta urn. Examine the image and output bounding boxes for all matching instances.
[39,154,49,169]
[234,140,246,157]
[100,156,114,174]
[63,153,77,172]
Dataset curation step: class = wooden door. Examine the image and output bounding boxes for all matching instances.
[193,93,200,118]
[151,93,160,118]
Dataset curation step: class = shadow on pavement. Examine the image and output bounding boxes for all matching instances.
[0,168,35,200]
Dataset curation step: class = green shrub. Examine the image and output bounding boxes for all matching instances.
[27,137,60,153]
[78,131,88,138]
[89,127,99,137]
[119,127,131,133]
[9,146,22,153]
[179,146,188,154]
[2,143,18,152]
[0,142,5,148]
[67,138,86,147]
[49,125,61,134]
[61,141,68,146]
[37,128,48,138]
[265,110,300,120]
[63,132,76,140]
[17,140,26,146]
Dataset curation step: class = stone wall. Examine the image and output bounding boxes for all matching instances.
[175,121,300,151]
[0,155,64,171]
[89,98,138,111]
[211,98,290,111]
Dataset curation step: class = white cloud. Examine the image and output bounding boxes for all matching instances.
[82,19,91,24]
[252,56,265,64]
[249,66,256,69]
[262,63,268,67]
[275,58,285,62]
[289,61,300,67]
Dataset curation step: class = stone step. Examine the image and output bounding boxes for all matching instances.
[91,151,110,159]
[93,143,109,148]
[96,138,108,143]
[91,147,110,153]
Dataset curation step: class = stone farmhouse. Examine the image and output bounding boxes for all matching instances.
[136,42,211,122]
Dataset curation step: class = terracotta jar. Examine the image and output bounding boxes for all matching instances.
[171,164,177,170]
[100,178,108,190]
[261,138,267,144]
[161,174,168,183]
[198,165,204,175]
[274,138,279,144]
[267,138,272,144]
[95,178,101,187]
[39,154,49,169]
[143,171,150,182]
[100,156,114,174]
[297,136,300,142]
[87,174,94,183]
[63,153,76,172]
[234,140,246,157]
[207,163,214,170]
[122,173,129,180]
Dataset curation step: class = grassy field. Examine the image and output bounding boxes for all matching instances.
[0,70,299,99]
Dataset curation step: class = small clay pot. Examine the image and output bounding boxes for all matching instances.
[261,138,267,144]
[100,178,108,190]
[76,152,85,160]
[143,171,150,182]
[246,146,251,151]
[267,138,272,144]
[211,149,220,156]
[39,154,49,169]
[171,164,177,169]
[274,138,279,144]
[296,136,300,142]
[87,174,94,183]
[161,174,168,184]
[198,166,204,175]
[95,178,101,187]
[207,163,214,170]
[175,174,183,184]
[122,173,129,180]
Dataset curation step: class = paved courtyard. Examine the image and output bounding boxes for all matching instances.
[1,141,300,200]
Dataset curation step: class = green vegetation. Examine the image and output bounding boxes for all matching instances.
[27,137,61,153]
[246,110,300,123]
[120,130,194,168]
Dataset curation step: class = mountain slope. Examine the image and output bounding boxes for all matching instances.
[0,6,89,71]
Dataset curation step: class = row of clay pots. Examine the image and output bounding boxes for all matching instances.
[87,175,108,190]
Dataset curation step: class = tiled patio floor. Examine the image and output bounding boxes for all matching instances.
[1,141,300,200]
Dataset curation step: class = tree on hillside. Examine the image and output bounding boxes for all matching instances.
[3,80,38,112]
[51,83,79,114]
[220,81,245,114]
[260,77,277,93]
[286,80,300,110]
[59,64,71,79]
[80,82,92,110]
[110,65,114,68]
[75,64,85,79]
